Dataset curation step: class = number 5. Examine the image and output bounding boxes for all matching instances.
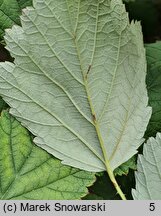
[149,203,155,211]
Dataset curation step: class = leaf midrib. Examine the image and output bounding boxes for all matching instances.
[69,1,113,171]
[69,1,127,167]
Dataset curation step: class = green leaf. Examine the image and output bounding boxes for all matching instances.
[17,0,32,9]
[146,42,161,137]
[132,133,161,200]
[0,0,151,173]
[0,111,95,200]
[0,0,33,40]
[0,0,21,38]
[114,156,136,176]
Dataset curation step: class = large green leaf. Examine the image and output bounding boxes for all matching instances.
[146,42,161,137]
[132,133,161,200]
[0,111,95,200]
[0,0,151,172]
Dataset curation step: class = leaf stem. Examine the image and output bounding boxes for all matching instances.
[95,122,126,200]
[105,160,126,200]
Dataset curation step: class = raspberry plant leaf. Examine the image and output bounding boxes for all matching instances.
[0,111,95,200]
[0,0,151,199]
[132,133,161,200]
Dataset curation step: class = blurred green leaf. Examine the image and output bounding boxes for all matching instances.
[0,0,20,38]
[0,0,32,39]
[146,42,161,137]
[17,0,32,9]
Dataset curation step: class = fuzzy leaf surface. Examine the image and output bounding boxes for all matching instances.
[0,0,151,172]
[132,133,161,200]
[0,111,95,200]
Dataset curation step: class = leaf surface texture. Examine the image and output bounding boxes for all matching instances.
[0,0,151,171]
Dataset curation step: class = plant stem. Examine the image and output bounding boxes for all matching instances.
[94,122,126,200]
[105,160,126,200]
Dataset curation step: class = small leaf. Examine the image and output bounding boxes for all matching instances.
[132,133,161,200]
[146,42,161,137]
[0,111,95,200]
[0,0,151,173]
[114,156,136,176]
